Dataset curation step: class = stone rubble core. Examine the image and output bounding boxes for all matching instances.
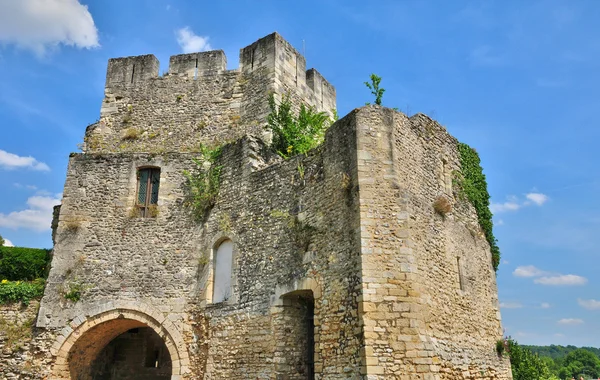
[0,32,512,379]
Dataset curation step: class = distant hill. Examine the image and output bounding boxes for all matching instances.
[523,345,600,360]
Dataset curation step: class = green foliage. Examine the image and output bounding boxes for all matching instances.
[497,339,507,357]
[0,279,45,305]
[64,281,84,302]
[364,73,385,105]
[507,337,553,380]
[0,246,52,281]
[524,343,600,379]
[267,93,333,159]
[0,234,4,247]
[455,143,500,271]
[184,144,223,220]
[558,349,600,378]
[524,345,600,361]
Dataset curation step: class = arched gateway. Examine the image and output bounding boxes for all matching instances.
[50,308,189,380]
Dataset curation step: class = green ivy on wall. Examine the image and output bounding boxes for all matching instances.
[456,142,500,271]
[184,144,223,221]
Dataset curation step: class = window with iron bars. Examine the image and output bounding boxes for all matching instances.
[135,168,160,217]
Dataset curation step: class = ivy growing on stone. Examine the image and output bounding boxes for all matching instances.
[184,144,223,220]
[267,93,333,159]
[456,142,500,271]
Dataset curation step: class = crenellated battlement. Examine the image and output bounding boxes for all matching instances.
[92,32,336,154]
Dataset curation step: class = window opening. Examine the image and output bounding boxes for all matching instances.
[194,58,198,80]
[131,64,136,84]
[136,168,160,217]
[213,240,233,303]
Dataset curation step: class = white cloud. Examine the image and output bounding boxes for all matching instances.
[534,274,587,286]
[0,193,61,231]
[2,238,13,247]
[513,265,547,278]
[0,150,49,171]
[490,201,521,213]
[496,219,505,226]
[491,192,549,213]
[500,302,523,309]
[578,298,600,310]
[0,0,99,56]
[176,27,211,53]
[557,318,583,325]
[540,302,551,309]
[525,192,549,206]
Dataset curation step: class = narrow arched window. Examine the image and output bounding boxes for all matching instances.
[213,240,233,303]
[136,167,160,217]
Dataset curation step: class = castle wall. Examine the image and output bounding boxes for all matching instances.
[38,114,363,378]
[17,32,511,379]
[89,33,336,155]
[353,106,512,379]
[187,117,363,378]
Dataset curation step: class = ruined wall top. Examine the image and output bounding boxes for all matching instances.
[90,32,336,154]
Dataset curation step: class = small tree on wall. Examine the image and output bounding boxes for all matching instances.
[364,74,385,105]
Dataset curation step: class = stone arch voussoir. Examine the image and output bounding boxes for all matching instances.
[50,303,189,380]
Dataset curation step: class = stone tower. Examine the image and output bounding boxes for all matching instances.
[29,32,511,379]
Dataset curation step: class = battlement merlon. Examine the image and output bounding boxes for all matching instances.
[169,50,227,77]
[103,32,336,112]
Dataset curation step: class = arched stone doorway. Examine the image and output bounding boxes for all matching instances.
[271,278,321,380]
[51,308,187,380]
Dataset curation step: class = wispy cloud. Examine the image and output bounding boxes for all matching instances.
[490,201,521,213]
[491,192,549,213]
[176,27,211,53]
[514,265,587,286]
[0,149,49,171]
[13,183,37,190]
[500,302,523,309]
[525,192,549,206]
[557,318,583,325]
[0,0,99,56]
[513,265,547,278]
[578,298,600,310]
[540,302,551,309]
[0,193,61,231]
[469,45,506,67]
[534,275,587,286]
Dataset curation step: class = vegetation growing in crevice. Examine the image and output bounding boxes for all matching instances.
[184,144,223,220]
[267,93,334,159]
[0,315,35,351]
[270,209,317,254]
[455,142,500,271]
[364,73,385,105]
[63,281,83,302]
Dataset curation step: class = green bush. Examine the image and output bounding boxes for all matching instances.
[0,246,52,281]
[0,279,45,305]
[507,337,553,380]
[267,93,333,159]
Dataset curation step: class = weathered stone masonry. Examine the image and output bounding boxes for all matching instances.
[0,32,511,379]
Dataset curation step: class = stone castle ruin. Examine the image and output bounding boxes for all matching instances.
[1,32,512,379]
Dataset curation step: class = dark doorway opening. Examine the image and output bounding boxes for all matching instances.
[275,290,315,380]
[89,327,172,380]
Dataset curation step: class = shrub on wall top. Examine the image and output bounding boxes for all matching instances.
[0,246,52,281]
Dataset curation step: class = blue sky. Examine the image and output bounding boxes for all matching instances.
[0,0,599,347]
